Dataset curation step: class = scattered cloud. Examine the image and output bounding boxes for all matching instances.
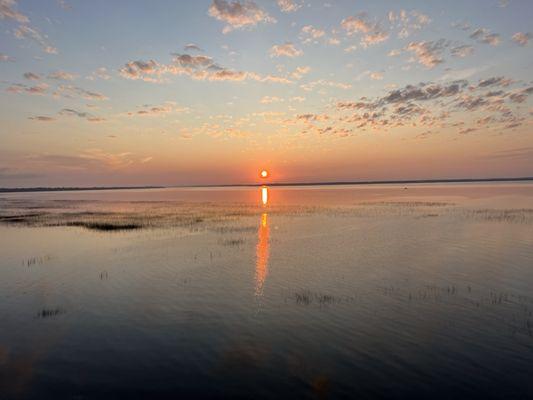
[487,147,533,160]
[477,76,512,88]
[260,96,285,104]
[270,42,303,58]
[498,0,510,8]
[290,65,310,80]
[301,79,351,92]
[119,60,161,82]
[120,53,293,84]
[184,43,203,52]
[341,13,374,35]
[344,45,357,53]
[290,96,305,102]
[23,72,40,80]
[300,25,326,43]
[511,32,532,46]
[208,0,275,34]
[126,102,189,117]
[405,39,448,68]
[277,0,301,13]
[87,67,111,81]
[451,45,474,58]
[451,21,471,31]
[60,108,106,122]
[388,9,431,38]
[481,33,501,46]
[57,0,71,10]
[470,28,501,46]
[341,12,389,47]
[6,82,48,95]
[173,53,217,69]
[458,127,478,135]
[28,115,55,122]
[48,70,76,80]
[330,77,530,134]
[54,85,108,101]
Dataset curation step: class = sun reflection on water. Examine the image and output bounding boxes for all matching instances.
[261,186,268,206]
[255,186,270,297]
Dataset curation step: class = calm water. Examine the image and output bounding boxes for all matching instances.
[1,183,533,399]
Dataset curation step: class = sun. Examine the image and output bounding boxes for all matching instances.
[260,169,268,179]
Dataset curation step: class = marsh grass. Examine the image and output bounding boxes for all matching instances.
[1,199,532,235]
[290,289,355,306]
[220,238,246,247]
[22,255,53,266]
[64,221,142,231]
[378,284,533,336]
[463,208,533,224]
[36,308,65,318]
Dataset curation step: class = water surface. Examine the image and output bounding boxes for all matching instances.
[1,183,532,399]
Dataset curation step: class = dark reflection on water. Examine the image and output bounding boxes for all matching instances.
[1,183,533,399]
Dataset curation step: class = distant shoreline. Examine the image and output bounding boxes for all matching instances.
[0,186,163,193]
[1,177,533,193]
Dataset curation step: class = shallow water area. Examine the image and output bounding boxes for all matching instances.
[1,182,533,399]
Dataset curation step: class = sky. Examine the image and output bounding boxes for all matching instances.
[0,0,532,187]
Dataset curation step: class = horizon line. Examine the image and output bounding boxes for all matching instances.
[1,176,533,193]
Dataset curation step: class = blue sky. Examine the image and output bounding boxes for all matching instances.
[1,0,532,186]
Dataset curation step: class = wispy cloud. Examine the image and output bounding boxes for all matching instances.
[0,0,29,23]
[14,25,58,54]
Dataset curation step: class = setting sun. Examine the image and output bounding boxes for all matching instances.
[260,170,268,179]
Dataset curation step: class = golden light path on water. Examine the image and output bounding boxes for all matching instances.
[255,186,269,297]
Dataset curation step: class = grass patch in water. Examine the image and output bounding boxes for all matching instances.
[65,221,143,231]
